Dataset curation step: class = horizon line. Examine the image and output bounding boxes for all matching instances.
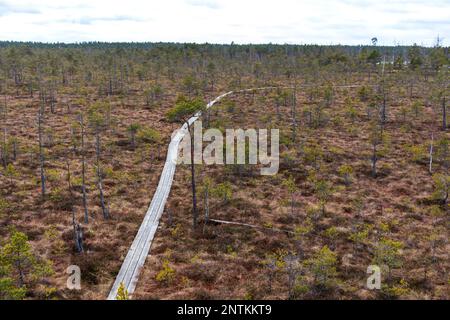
[0,40,446,48]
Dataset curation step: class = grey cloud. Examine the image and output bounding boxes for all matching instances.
[0,1,40,16]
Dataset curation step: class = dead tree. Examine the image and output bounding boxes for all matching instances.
[79,114,89,223]
[67,160,83,253]
[429,133,434,174]
[49,85,56,114]
[166,99,206,229]
[87,105,111,220]
[291,85,298,143]
[380,90,387,125]
[94,128,110,219]
[73,215,84,252]
[369,121,388,178]
[202,181,211,233]
[188,120,198,228]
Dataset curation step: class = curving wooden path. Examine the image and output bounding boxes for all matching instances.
[107,85,370,299]
[107,91,233,299]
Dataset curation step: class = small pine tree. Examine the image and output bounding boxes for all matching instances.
[408,144,425,163]
[313,179,333,215]
[306,245,338,290]
[431,173,449,205]
[282,175,297,215]
[155,259,175,285]
[127,123,141,150]
[213,182,233,203]
[337,164,353,186]
[373,238,403,282]
[136,126,160,144]
[368,121,391,177]
[411,101,422,118]
[4,163,18,184]
[0,230,53,299]
[166,97,206,228]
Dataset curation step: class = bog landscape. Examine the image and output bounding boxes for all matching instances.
[0,40,447,300]
[1,0,450,302]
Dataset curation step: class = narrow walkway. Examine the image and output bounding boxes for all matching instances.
[107,91,233,300]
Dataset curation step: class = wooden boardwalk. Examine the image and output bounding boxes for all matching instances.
[107,91,233,299]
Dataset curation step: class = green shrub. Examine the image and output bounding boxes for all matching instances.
[306,246,338,289]
[137,127,161,144]
[155,259,175,285]
[116,282,129,300]
[431,173,449,205]
[373,238,403,280]
[338,164,353,185]
[213,182,232,203]
[0,230,54,299]
[407,144,426,163]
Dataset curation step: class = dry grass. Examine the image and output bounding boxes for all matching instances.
[134,83,449,300]
[0,72,448,300]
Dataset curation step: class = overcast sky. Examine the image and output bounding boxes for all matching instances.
[0,0,448,46]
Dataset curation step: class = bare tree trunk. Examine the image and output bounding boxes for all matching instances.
[79,115,89,224]
[72,208,84,254]
[95,130,110,219]
[187,122,198,229]
[291,85,297,143]
[275,100,280,121]
[429,133,434,174]
[66,159,72,194]
[167,207,173,226]
[17,261,25,288]
[67,160,84,253]
[203,187,209,233]
[50,85,56,114]
[381,92,387,124]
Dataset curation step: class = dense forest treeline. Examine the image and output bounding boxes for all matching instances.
[0,41,447,67]
[0,40,448,98]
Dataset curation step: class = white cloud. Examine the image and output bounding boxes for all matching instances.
[0,0,448,45]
